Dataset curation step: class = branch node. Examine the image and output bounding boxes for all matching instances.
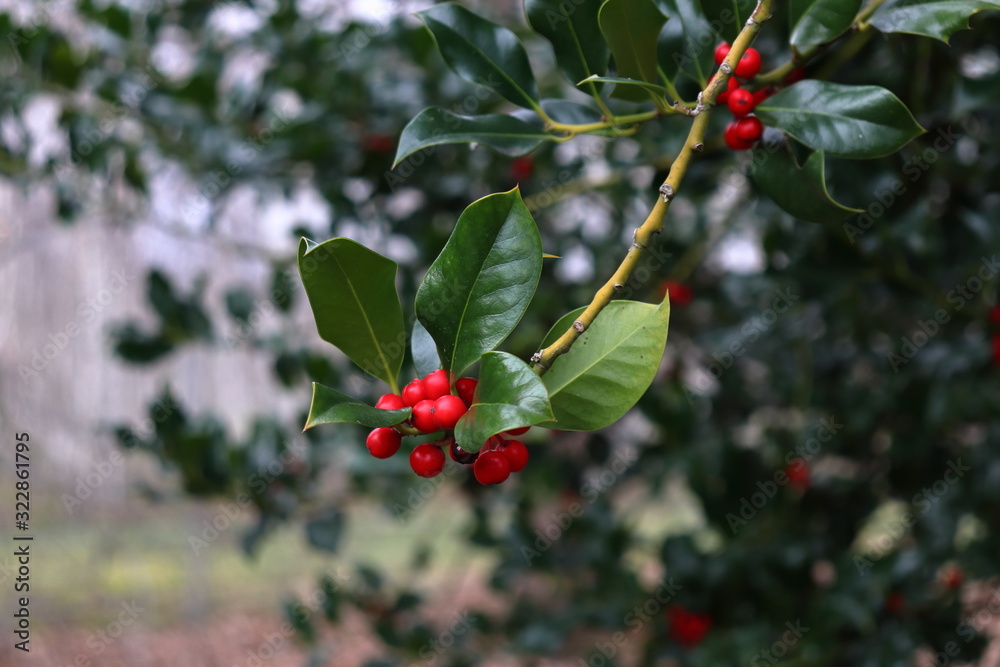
[745,16,759,26]
[572,320,586,333]
[613,283,624,291]
[659,183,675,202]
[530,350,544,364]
[719,62,733,75]
[693,142,705,152]
[631,228,647,249]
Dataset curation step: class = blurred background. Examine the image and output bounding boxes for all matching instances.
[1,0,1000,665]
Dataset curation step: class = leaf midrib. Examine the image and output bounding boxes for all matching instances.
[545,306,662,396]
[427,15,538,109]
[330,250,395,384]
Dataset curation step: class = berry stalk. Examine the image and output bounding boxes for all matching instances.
[531,0,776,374]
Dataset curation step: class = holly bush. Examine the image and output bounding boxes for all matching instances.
[8,0,1000,663]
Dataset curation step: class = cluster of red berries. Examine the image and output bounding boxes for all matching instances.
[365,369,530,485]
[712,43,805,151]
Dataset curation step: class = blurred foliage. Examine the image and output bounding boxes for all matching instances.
[6,0,1000,664]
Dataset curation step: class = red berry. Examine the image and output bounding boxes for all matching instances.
[713,42,731,66]
[752,85,774,106]
[449,441,478,464]
[510,156,534,182]
[363,133,394,154]
[735,116,764,142]
[401,379,427,407]
[423,369,451,400]
[375,393,405,411]
[410,443,446,478]
[785,459,811,491]
[783,67,806,85]
[501,440,529,472]
[659,280,693,306]
[724,122,754,151]
[717,77,740,105]
[473,450,511,485]
[366,427,401,459]
[727,88,756,117]
[735,48,762,78]
[942,565,964,590]
[505,426,530,436]
[666,605,711,648]
[432,394,467,430]
[411,399,438,434]
[456,377,478,406]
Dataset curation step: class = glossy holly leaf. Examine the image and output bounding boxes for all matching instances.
[869,0,1000,43]
[698,0,756,42]
[297,238,406,387]
[417,4,540,110]
[579,75,667,100]
[526,0,610,89]
[410,319,441,379]
[752,146,862,223]
[540,299,670,431]
[393,108,554,168]
[304,383,410,430]
[454,352,554,452]
[415,188,542,374]
[654,0,713,85]
[598,0,668,101]
[790,0,864,48]
[755,81,925,159]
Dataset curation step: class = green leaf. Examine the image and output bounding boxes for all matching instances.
[417,4,540,110]
[393,108,554,168]
[454,352,554,452]
[869,0,1000,43]
[579,75,667,99]
[305,510,344,553]
[410,319,441,379]
[697,0,756,42]
[415,188,543,374]
[526,0,610,88]
[297,238,406,388]
[790,0,864,48]
[540,299,670,431]
[752,147,863,223]
[304,383,411,430]
[654,0,713,85]
[755,81,925,159]
[598,0,668,101]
